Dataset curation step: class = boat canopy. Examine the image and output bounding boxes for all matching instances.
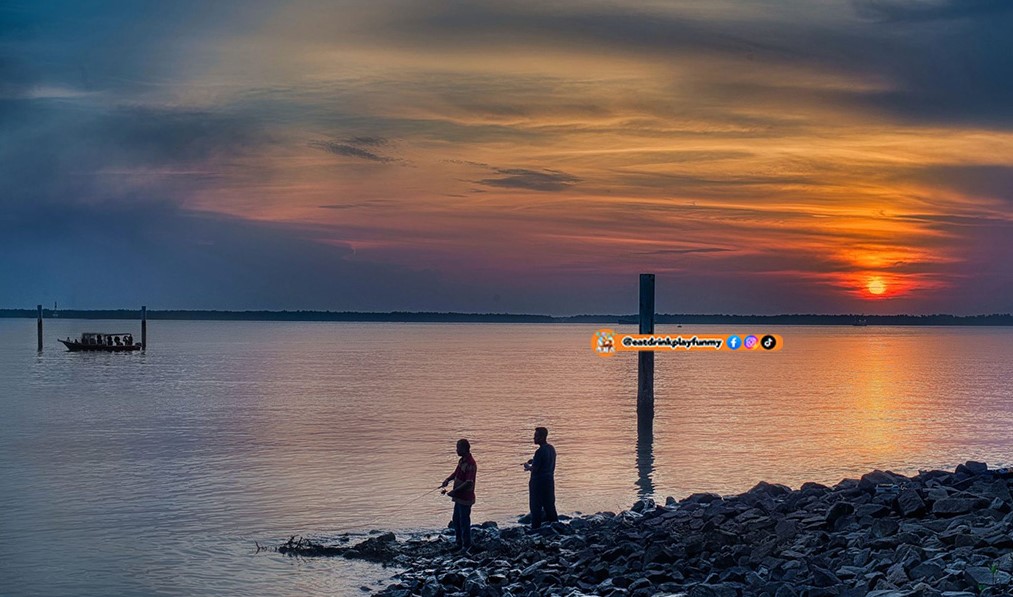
[82,333,133,339]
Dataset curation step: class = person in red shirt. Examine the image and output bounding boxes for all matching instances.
[441,438,476,551]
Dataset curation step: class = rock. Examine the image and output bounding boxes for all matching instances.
[688,583,739,597]
[885,562,908,585]
[856,503,891,518]
[627,577,652,592]
[631,498,656,513]
[666,496,678,507]
[908,562,943,581]
[520,559,547,578]
[826,501,855,525]
[858,470,905,493]
[684,492,724,505]
[487,573,507,585]
[748,481,793,497]
[811,565,841,586]
[956,461,988,476]
[964,566,997,587]
[932,498,981,516]
[871,518,899,538]
[895,489,927,517]
[775,519,798,542]
[439,571,465,587]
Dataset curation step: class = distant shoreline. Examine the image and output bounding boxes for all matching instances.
[2,309,1011,326]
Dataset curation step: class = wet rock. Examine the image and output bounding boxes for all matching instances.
[631,498,655,513]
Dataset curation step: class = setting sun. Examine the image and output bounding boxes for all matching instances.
[867,277,887,296]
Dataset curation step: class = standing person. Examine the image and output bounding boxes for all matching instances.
[524,427,557,529]
[441,438,476,551]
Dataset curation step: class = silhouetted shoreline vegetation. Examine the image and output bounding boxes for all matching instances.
[2,309,1011,325]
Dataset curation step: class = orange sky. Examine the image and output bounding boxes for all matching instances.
[3,1,1012,312]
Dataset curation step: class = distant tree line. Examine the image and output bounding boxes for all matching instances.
[1,309,1011,325]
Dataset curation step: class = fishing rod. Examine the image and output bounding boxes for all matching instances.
[274,461,536,540]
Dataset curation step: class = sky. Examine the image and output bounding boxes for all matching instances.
[2,0,1011,314]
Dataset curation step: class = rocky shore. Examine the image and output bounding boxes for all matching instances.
[282,461,1013,596]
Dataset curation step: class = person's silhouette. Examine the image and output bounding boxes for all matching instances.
[523,427,557,529]
[440,439,476,551]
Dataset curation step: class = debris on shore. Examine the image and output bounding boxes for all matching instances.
[281,461,1013,596]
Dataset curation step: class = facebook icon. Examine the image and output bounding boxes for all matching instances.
[727,335,742,350]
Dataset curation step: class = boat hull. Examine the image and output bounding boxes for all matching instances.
[59,340,141,352]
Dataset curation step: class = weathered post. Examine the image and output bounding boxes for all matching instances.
[141,305,147,350]
[37,304,43,352]
[637,274,655,427]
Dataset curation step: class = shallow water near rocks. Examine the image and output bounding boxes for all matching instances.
[1,321,1011,595]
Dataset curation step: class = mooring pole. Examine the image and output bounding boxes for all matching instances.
[37,304,43,352]
[141,305,147,351]
[637,274,655,430]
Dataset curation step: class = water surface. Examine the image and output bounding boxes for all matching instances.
[1,321,1011,595]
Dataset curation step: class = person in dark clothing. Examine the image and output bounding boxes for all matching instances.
[441,438,476,551]
[524,427,557,529]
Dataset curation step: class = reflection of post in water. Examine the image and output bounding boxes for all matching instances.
[636,421,655,498]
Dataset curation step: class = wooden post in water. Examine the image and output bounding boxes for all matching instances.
[37,304,43,352]
[637,274,655,430]
[141,305,147,351]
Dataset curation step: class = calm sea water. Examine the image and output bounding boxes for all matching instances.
[1,320,1011,596]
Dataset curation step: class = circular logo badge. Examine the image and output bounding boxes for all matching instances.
[743,335,759,350]
[726,335,742,350]
[761,334,777,350]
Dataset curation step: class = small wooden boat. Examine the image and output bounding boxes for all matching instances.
[59,332,141,352]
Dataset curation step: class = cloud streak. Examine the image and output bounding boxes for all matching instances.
[309,140,399,163]
[477,168,580,192]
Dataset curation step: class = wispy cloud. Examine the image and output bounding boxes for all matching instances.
[309,140,399,163]
[477,168,580,192]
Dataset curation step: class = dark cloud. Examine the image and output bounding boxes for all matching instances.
[852,0,1013,23]
[477,168,579,192]
[377,2,1013,127]
[318,200,393,210]
[309,140,398,163]
[636,248,733,256]
[343,135,388,146]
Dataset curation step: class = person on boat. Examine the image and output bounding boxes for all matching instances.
[440,438,476,552]
[524,427,558,530]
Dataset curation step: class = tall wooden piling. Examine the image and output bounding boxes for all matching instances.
[637,274,655,430]
[37,304,43,352]
[141,305,147,350]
